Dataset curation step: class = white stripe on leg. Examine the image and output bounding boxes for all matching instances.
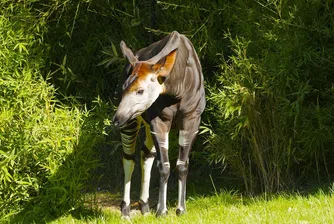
[140,151,155,203]
[157,182,168,213]
[177,179,186,211]
[123,158,135,205]
[157,161,169,213]
[177,159,186,209]
[179,130,198,147]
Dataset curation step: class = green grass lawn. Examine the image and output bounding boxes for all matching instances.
[48,190,334,224]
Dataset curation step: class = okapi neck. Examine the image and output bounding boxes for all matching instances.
[162,84,183,100]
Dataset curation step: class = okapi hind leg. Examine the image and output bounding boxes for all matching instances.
[139,122,156,215]
[120,118,141,218]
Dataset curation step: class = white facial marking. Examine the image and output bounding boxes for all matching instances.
[117,73,164,123]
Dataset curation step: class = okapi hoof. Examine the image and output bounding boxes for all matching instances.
[139,199,150,215]
[120,201,130,218]
[156,209,168,217]
[176,208,186,216]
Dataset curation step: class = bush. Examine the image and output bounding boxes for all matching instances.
[2,0,334,221]
[0,1,116,221]
[206,0,334,192]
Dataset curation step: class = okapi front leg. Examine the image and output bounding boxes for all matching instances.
[121,156,134,217]
[151,121,171,217]
[156,146,170,217]
[139,124,156,215]
[120,118,140,218]
[176,118,200,215]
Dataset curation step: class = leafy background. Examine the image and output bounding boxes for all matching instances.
[1,0,333,222]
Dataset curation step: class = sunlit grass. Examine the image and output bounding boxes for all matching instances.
[49,191,334,224]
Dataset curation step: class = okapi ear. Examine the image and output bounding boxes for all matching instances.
[153,49,178,77]
[120,41,137,66]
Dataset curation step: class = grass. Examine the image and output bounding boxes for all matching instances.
[46,190,334,224]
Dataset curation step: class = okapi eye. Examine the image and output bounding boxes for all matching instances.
[137,89,144,95]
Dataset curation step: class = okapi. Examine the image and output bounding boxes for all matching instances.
[113,31,206,218]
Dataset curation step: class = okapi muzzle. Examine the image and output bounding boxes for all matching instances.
[113,43,177,127]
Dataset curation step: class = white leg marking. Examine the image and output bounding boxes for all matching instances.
[123,159,135,205]
[140,124,155,203]
[140,150,155,203]
[157,182,168,213]
[160,132,169,149]
[157,161,170,213]
[177,179,185,211]
[150,131,158,135]
[151,131,169,149]
[150,130,170,214]
[177,160,186,166]
[179,130,198,147]
[177,160,187,211]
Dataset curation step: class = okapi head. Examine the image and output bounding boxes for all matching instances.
[113,41,178,127]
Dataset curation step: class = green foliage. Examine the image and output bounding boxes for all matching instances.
[1,0,334,221]
[39,0,155,102]
[206,0,334,192]
[0,1,117,221]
